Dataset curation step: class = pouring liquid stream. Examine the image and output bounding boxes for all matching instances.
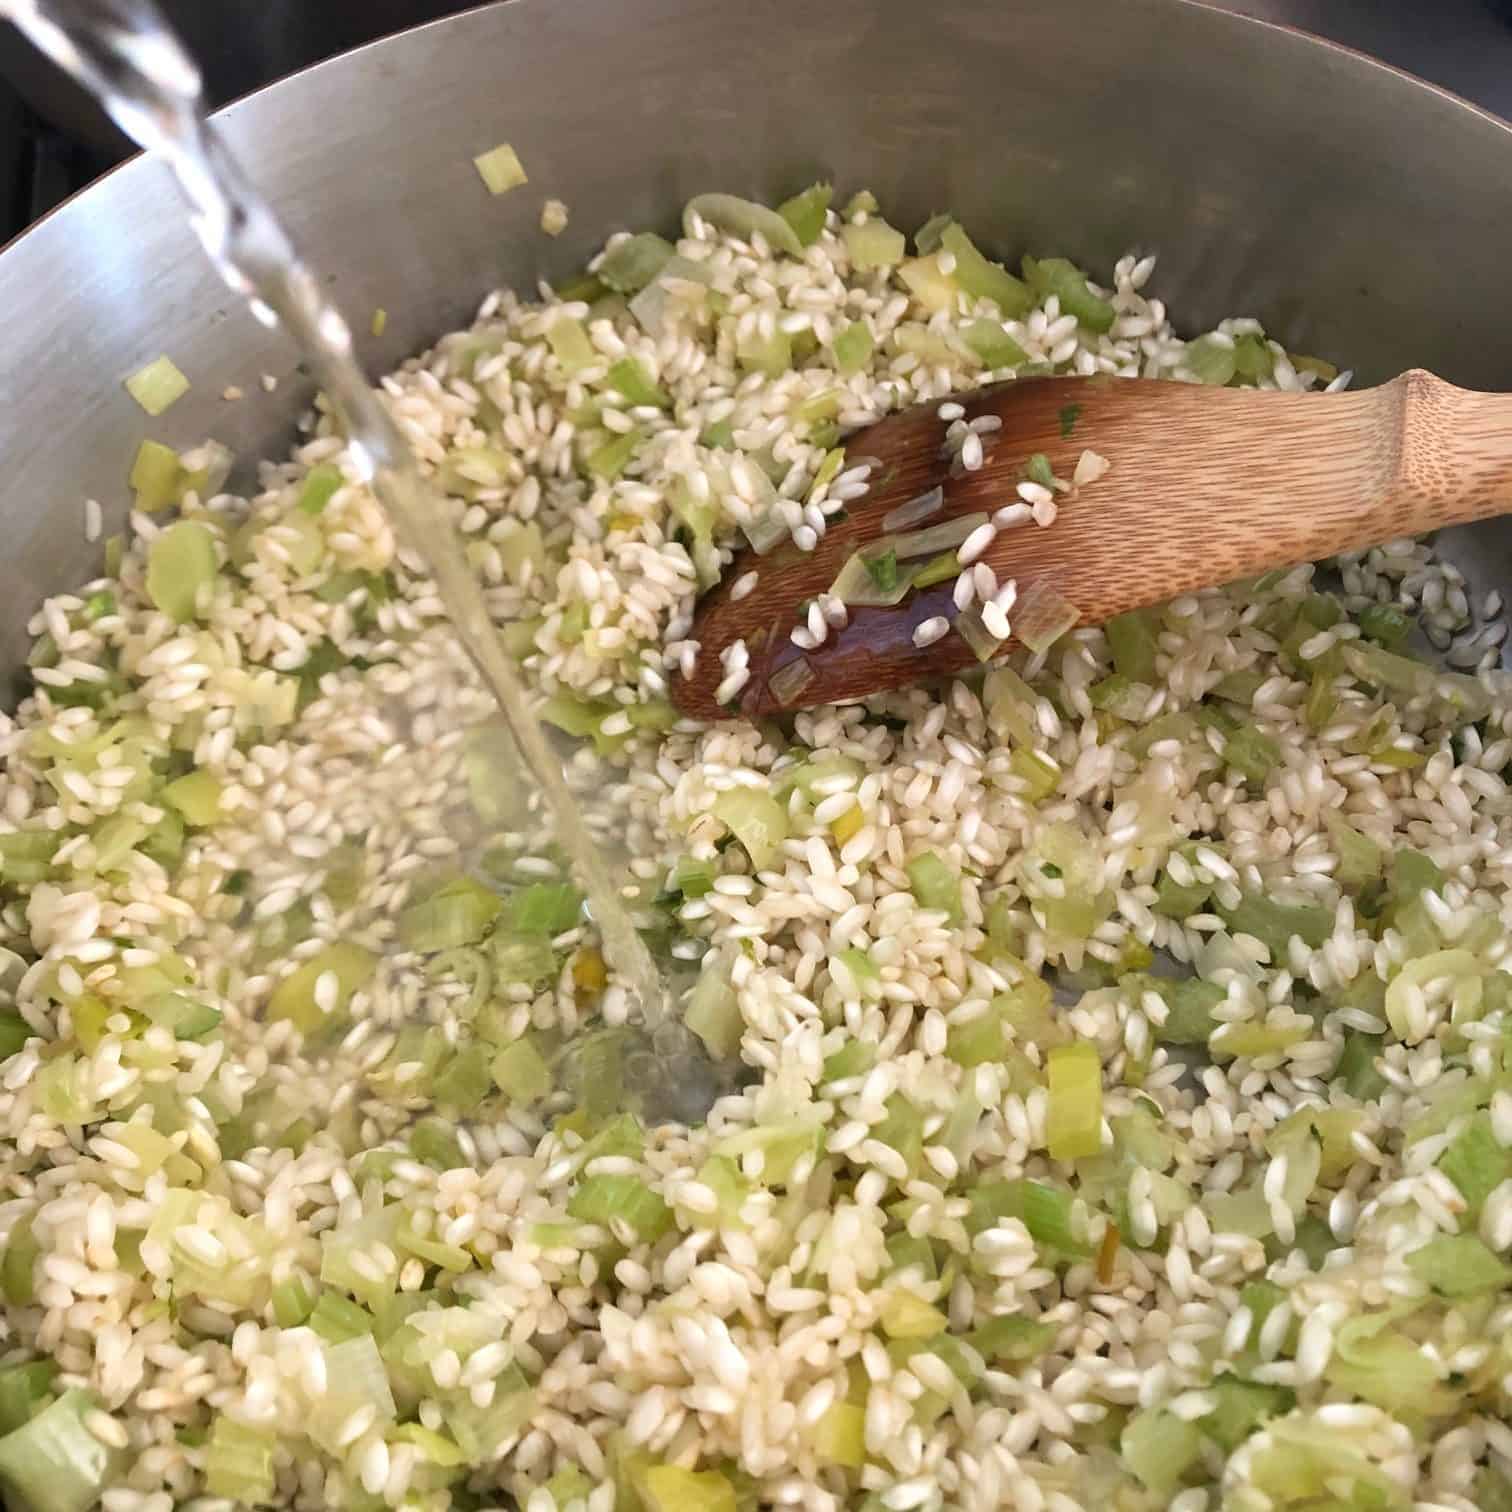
[13,0,726,1120]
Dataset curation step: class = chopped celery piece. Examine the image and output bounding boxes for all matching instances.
[411,1117,466,1171]
[598,233,676,295]
[1199,1379,1293,1452]
[1337,1031,1386,1100]
[298,462,344,515]
[778,182,833,246]
[833,320,874,376]
[1217,894,1331,955]
[668,856,716,900]
[1121,1408,1202,1498]
[1389,847,1445,908]
[1359,601,1413,648]
[1407,1233,1512,1295]
[567,1175,673,1242]
[1022,254,1114,332]
[129,438,183,511]
[162,769,223,826]
[1013,578,1080,653]
[694,1155,751,1228]
[266,941,378,1035]
[1325,812,1384,887]
[959,319,1029,368]
[969,1314,1055,1363]
[712,788,789,870]
[1144,976,1225,1045]
[473,142,527,194]
[966,1179,1089,1257]
[842,219,906,270]
[810,1401,865,1469]
[736,326,792,376]
[1088,673,1153,722]
[940,223,1033,316]
[606,356,670,408]
[878,1291,947,1339]
[1182,333,1237,385]
[0,1362,56,1437]
[124,354,189,415]
[446,1381,535,1462]
[1231,331,1275,382]
[0,1016,33,1061]
[686,192,802,257]
[492,931,559,986]
[506,882,583,935]
[1046,1041,1103,1161]
[492,1037,552,1104]
[205,1415,276,1504]
[685,967,742,1060]
[140,990,221,1040]
[639,1465,738,1512]
[0,1391,123,1512]
[400,876,502,953]
[146,520,218,623]
[547,317,597,375]
[898,254,960,313]
[586,427,644,480]
[545,1466,596,1507]
[1438,1112,1511,1215]
[906,851,963,924]
[1105,609,1159,682]
[912,549,959,590]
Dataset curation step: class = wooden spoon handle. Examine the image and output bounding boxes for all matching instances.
[1395,369,1512,530]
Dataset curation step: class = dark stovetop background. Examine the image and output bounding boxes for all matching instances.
[0,0,1510,242]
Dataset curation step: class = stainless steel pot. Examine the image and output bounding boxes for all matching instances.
[1,0,1509,683]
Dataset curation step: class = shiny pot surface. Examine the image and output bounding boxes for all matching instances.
[0,0,1509,679]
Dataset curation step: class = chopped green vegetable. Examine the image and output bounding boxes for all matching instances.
[685,966,742,1060]
[128,439,184,511]
[712,788,789,870]
[842,219,906,270]
[598,233,676,295]
[146,520,218,623]
[1058,402,1082,437]
[568,1174,672,1242]
[266,941,378,1036]
[1105,609,1159,682]
[298,462,344,516]
[832,320,874,375]
[777,182,833,247]
[1022,255,1114,331]
[606,356,670,408]
[473,142,527,194]
[685,192,803,257]
[1183,333,1238,385]
[906,851,963,924]
[959,319,1029,368]
[941,223,1033,316]
[492,1036,552,1104]
[399,876,502,953]
[124,355,189,415]
[1407,1233,1512,1295]
[1121,1408,1201,1498]
[0,1391,123,1512]
[1046,1040,1103,1161]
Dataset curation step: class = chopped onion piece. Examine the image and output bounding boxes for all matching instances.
[883,486,945,532]
[473,142,527,195]
[830,550,920,606]
[891,511,989,561]
[1074,449,1111,486]
[124,356,189,416]
[1014,578,1080,653]
[769,657,816,707]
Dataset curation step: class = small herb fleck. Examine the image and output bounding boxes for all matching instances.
[863,549,899,593]
[1026,453,1055,487]
[1040,862,1064,880]
[1058,403,1082,438]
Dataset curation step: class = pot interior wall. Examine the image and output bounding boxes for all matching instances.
[1,0,1509,678]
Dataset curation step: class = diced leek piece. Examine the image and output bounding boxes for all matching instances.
[547,316,598,376]
[399,876,502,953]
[638,1464,738,1512]
[473,142,527,194]
[1121,1407,1202,1498]
[129,439,184,511]
[586,428,644,481]
[959,318,1029,368]
[878,1290,947,1339]
[598,233,676,295]
[606,356,670,408]
[124,355,190,415]
[712,788,789,870]
[941,223,1033,316]
[0,1391,123,1512]
[567,1175,673,1242]
[969,1314,1055,1363]
[266,942,378,1035]
[826,321,872,379]
[685,192,803,257]
[146,520,218,623]
[492,1037,552,1104]
[1407,1233,1512,1295]
[684,966,742,1060]
[298,462,344,516]
[1046,1041,1102,1160]
[778,182,833,247]
[506,882,582,935]
[1022,254,1114,332]
[162,769,223,827]
[842,219,906,270]
[906,851,963,925]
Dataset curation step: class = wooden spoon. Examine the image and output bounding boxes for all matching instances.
[670,370,1512,721]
